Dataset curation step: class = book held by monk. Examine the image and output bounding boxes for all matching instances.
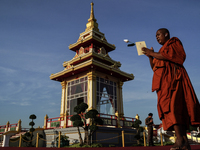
[135,41,147,55]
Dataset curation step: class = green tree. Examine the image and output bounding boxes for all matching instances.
[70,102,103,146]
[29,114,36,147]
[132,119,144,145]
[188,125,198,132]
[23,114,43,147]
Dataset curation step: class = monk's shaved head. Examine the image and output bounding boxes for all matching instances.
[157,28,170,38]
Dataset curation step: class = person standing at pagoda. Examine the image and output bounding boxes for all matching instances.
[142,28,200,150]
[145,113,155,146]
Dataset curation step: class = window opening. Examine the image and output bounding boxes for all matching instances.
[96,77,117,116]
[67,77,88,115]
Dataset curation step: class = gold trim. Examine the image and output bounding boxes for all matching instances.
[60,81,66,116]
[85,2,99,32]
[69,35,115,51]
[65,82,69,118]
[63,50,120,68]
[87,71,97,109]
[51,59,134,81]
[61,81,66,89]
[68,2,115,52]
[3,131,18,135]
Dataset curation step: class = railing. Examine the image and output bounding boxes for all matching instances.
[0,125,6,134]
[46,115,74,129]
[9,123,18,131]
[0,123,18,134]
[45,113,135,129]
[120,116,136,128]
[98,113,135,128]
[98,113,118,127]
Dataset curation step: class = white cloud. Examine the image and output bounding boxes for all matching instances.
[10,101,31,106]
[0,66,17,75]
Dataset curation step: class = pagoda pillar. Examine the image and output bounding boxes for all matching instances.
[118,81,124,118]
[87,71,97,110]
[60,81,67,117]
[17,119,21,132]
[43,114,48,129]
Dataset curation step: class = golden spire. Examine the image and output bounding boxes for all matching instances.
[85,2,99,32]
[88,2,96,22]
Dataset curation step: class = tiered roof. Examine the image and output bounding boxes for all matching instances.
[50,2,134,82]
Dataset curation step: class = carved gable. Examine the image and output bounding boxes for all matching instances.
[79,47,84,55]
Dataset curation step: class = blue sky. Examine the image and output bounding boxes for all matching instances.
[1,0,200,128]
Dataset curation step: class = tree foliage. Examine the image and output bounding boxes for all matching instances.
[29,121,35,126]
[132,119,142,128]
[73,120,84,127]
[29,128,35,133]
[23,114,43,147]
[132,119,143,144]
[70,114,81,121]
[70,102,103,146]
[85,109,98,119]
[29,114,36,120]
[74,103,88,114]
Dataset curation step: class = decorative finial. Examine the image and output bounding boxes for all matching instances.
[89,2,95,21]
[85,2,99,31]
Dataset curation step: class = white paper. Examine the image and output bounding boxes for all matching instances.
[135,41,147,56]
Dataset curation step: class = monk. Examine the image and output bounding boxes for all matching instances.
[142,28,200,150]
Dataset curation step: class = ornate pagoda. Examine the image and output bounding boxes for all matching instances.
[50,2,134,119]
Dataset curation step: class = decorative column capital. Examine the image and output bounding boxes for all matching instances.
[119,81,124,88]
[87,71,97,81]
[61,81,66,89]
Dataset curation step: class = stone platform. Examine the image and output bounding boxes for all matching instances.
[44,126,137,147]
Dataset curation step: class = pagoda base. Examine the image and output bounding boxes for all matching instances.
[44,126,137,147]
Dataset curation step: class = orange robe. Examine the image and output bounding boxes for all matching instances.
[152,37,200,131]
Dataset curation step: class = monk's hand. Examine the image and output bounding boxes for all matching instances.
[142,47,154,57]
